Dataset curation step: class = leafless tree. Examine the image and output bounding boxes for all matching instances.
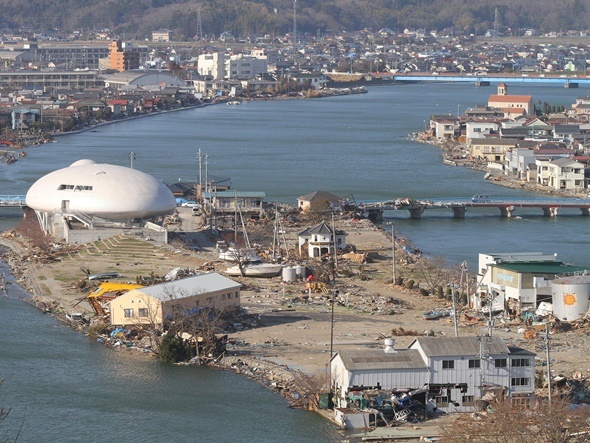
[302,200,331,224]
[439,397,590,443]
[14,209,51,250]
[219,232,255,276]
[414,255,455,295]
[129,286,224,361]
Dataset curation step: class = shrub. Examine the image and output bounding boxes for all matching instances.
[159,333,192,363]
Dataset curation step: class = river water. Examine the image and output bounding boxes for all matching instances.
[0,82,588,441]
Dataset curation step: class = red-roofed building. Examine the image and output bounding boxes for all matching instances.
[488,83,534,119]
[107,99,128,116]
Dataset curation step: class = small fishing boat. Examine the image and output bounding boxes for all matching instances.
[225,263,283,278]
[422,310,442,320]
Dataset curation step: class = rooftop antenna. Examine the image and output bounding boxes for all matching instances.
[293,0,297,45]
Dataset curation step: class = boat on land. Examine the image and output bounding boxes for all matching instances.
[225,263,283,278]
[422,310,442,320]
[218,246,261,263]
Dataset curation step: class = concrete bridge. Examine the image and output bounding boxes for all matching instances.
[392,73,590,87]
[0,195,27,209]
[361,197,590,220]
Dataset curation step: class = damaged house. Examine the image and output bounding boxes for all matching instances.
[330,336,535,428]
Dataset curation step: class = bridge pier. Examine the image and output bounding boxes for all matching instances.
[408,206,424,220]
[451,206,467,219]
[364,208,383,222]
[542,207,559,217]
[499,206,515,218]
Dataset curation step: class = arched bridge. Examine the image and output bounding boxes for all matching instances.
[360,197,590,220]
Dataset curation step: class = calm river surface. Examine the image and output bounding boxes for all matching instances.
[1,81,589,441]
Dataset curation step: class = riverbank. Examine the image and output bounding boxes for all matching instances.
[3,207,590,435]
[2,207,589,379]
[413,130,590,199]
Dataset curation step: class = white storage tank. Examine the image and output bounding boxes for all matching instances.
[294,265,306,280]
[549,275,590,322]
[282,266,297,282]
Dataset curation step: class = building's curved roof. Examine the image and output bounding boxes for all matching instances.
[26,160,176,219]
[105,70,185,87]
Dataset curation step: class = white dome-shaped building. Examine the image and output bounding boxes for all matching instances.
[26,160,176,243]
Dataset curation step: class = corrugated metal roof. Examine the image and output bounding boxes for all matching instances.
[338,349,427,371]
[413,336,509,357]
[138,273,241,301]
[496,262,590,275]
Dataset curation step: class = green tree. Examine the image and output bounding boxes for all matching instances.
[159,333,192,363]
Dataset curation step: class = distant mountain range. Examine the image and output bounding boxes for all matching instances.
[0,0,588,40]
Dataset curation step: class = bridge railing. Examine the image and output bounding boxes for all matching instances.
[363,196,590,209]
[0,195,26,206]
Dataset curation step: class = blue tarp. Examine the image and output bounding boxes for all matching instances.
[110,327,127,337]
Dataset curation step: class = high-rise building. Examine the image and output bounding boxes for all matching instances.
[108,40,140,72]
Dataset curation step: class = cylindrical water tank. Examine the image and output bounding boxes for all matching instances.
[294,265,306,280]
[549,275,590,322]
[282,266,297,282]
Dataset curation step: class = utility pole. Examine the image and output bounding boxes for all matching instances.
[332,212,338,270]
[328,289,339,391]
[545,323,552,405]
[391,225,396,284]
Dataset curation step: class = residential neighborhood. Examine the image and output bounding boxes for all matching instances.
[427,82,590,194]
[3,24,590,149]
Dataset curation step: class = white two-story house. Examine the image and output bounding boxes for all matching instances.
[536,157,585,191]
[465,120,500,144]
[330,336,535,428]
[297,221,347,258]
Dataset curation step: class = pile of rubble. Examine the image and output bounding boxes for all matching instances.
[243,281,414,316]
[218,356,322,409]
[536,370,590,404]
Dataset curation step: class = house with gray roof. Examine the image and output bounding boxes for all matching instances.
[297,190,341,212]
[110,273,241,327]
[330,335,535,424]
[297,221,347,257]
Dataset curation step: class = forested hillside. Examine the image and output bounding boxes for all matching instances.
[0,0,588,40]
